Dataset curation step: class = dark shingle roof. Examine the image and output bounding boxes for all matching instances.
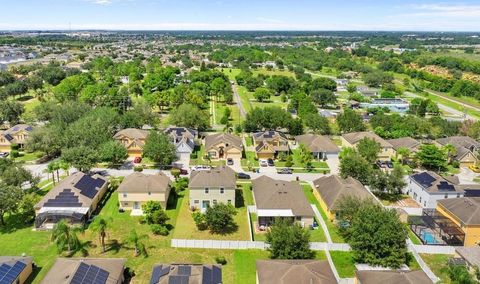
[256,260,337,284]
[438,197,480,226]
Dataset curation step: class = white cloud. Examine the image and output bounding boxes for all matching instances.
[86,0,112,5]
[256,17,283,24]
[407,3,480,17]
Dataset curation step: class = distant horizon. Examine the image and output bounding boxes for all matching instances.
[0,29,478,33]
[1,0,479,32]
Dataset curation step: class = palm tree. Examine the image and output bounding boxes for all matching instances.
[125,229,148,257]
[46,162,58,185]
[443,144,457,165]
[51,220,81,254]
[59,160,70,176]
[90,216,111,253]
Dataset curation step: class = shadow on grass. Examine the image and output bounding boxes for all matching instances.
[0,213,34,234]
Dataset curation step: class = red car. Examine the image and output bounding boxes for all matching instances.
[133,156,142,164]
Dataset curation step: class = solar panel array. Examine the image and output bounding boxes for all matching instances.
[0,261,26,284]
[413,172,437,188]
[437,181,456,192]
[168,275,189,284]
[75,175,106,199]
[44,189,83,207]
[70,262,110,284]
[150,265,171,284]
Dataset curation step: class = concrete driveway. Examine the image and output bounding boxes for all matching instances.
[174,153,191,169]
[227,158,243,172]
[325,156,340,174]
[457,167,480,184]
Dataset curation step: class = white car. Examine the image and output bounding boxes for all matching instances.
[0,152,8,159]
[191,165,212,171]
[259,160,268,167]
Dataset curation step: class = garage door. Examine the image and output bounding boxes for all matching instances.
[227,152,242,159]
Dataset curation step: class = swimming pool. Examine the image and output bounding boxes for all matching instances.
[420,231,438,245]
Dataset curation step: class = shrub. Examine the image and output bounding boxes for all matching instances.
[215,256,227,265]
[134,166,143,172]
[285,155,293,167]
[192,212,207,231]
[151,224,169,236]
[205,203,237,234]
[10,144,19,150]
[142,201,169,225]
[190,153,198,159]
[171,168,180,179]
[10,150,19,158]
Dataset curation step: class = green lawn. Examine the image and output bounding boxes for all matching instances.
[330,251,356,278]
[220,68,242,81]
[420,253,452,284]
[301,185,344,243]
[14,151,43,163]
[418,91,480,119]
[172,189,251,241]
[252,68,295,78]
[233,250,269,284]
[215,98,242,125]
[241,151,259,170]
[275,149,330,171]
[245,137,253,147]
[189,145,226,167]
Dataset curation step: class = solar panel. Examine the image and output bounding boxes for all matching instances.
[438,181,455,191]
[202,267,212,284]
[212,265,222,284]
[70,262,110,284]
[150,265,171,284]
[413,172,437,188]
[177,265,191,276]
[0,261,26,284]
[168,275,189,284]
[75,175,105,199]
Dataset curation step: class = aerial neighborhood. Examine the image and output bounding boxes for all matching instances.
[1,27,480,284]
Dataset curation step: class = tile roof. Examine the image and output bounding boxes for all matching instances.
[313,175,372,210]
[256,260,337,284]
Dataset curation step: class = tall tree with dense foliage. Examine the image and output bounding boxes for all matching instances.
[61,146,98,172]
[304,113,331,134]
[253,87,271,102]
[357,138,381,164]
[142,131,177,166]
[243,107,292,132]
[0,183,23,225]
[0,101,24,125]
[169,104,210,130]
[339,151,372,185]
[265,218,315,260]
[337,108,365,133]
[99,141,128,166]
[204,203,237,234]
[416,144,447,171]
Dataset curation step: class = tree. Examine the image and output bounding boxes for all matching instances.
[446,264,478,284]
[253,87,271,102]
[51,220,82,254]
[265,218,315,259]
[143,131,177,166]
[90,216,111,253]
[0,184,23,225]
[370,166,406,195]
[298,144,313,169]
[357,138,381,164]
[204,203,237,234]
[443,144,457,164]
[61,146,98,172]
[416,144,447,171]
[341,201,408,268]
[0,101,24,125]
[311,89,336,108]
[243,107,292,132]
[347,83,356,94]
[396,147,411,165]
[169,104,211,130]
[288,118,304,136]
[142,201,169,225]
[125,229,148,257]
[337,108,365,133]
[339,151,372,185]
[99,141,128,166]
[304,113,331,134]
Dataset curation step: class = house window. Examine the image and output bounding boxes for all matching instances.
[213,199,217,205]
[444,194,448,199]
[123,193,127,198]
[205,188,209,194]
[148,192,151,195]
[194,200,199,204]
[220,188,224,194]
[227,200,232,204]
[123,202,129,206]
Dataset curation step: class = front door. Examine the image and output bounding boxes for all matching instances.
[202,200,210,209]
[133,202,140,209]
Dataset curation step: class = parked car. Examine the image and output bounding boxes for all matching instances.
[133,156,142,164]
[259,160,268,167]
[469,165,480,173]
[267,158,274,167]
[277,168,293,174]
[376,160,393,169]
[237,172,251,179]
[0,152,9,159]
[191,165,212,171]
[227,158,234,165]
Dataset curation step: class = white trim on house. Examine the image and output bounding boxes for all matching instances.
[257,209,294,217]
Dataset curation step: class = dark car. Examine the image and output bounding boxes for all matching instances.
[133,156,142,164]
[267,158,274,167]
[227,158,234,165]
[179,168,188,175]
[277,168,293,174]
[237,172,251,179]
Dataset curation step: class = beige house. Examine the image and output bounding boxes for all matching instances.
[256,259,337,284]
[41,258,126,284]
[436,136,480,167]
[205,132,243,160]
[252,176,315,228]
[113,128,149,157]
[341,131,395,161]
[252,131,289,159]
[295,134,340,160]
[189,166,236,211]
[34,172,108,229]
[118,172,172,211]
[0,256,33,284]
[150,264,222,284]
[0,124,33,152]
[355,270,432,284]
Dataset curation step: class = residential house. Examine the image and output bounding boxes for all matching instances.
[0,256,33,284]
[205,133,243,160]
[455,246,480,270]
[252,131,289,159]
[359,98,410,113]
[313,175,372,221]
[295,134,340,160]
[252,176,315,228]
[355,270,432,284]
[164,126,197,157]
[0,124,33,152]
[113,128,149,157]
[189,166,236,211]
[341,132,395,161]
[436,136,480,167]
[117,172,172,211]
[436,197,480,246]
[149,264,222,284]
[256,260,337,284]
[387,137,422,155]
[406,171,480,208]
[34,172,108,229]
[41,258,126,284]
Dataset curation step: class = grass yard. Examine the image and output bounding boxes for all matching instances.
[408,228,422,245]
[252,68,295,78]
[189,145,226,167]
[330,251,356,278]
[233,250,269,284]
[172,189,251,241]
[220,68,242,81]
[241,151,259,170]
[14,151,43,163]
[214,98,242,125]
[420,253,452,284]
[245,136,253,147]
[275,149,330,171]
[301,184,345,243]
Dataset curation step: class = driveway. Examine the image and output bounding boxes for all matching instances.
[174,153,191,169]
[457,167,480,184]
[325,156,340,174]
[227,158,243,172]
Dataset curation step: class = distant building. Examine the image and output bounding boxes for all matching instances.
[436,136,480,168]
[360,98,410,113]
[0,124,33,152]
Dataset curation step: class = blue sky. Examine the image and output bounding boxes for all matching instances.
[1,0,479,31]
